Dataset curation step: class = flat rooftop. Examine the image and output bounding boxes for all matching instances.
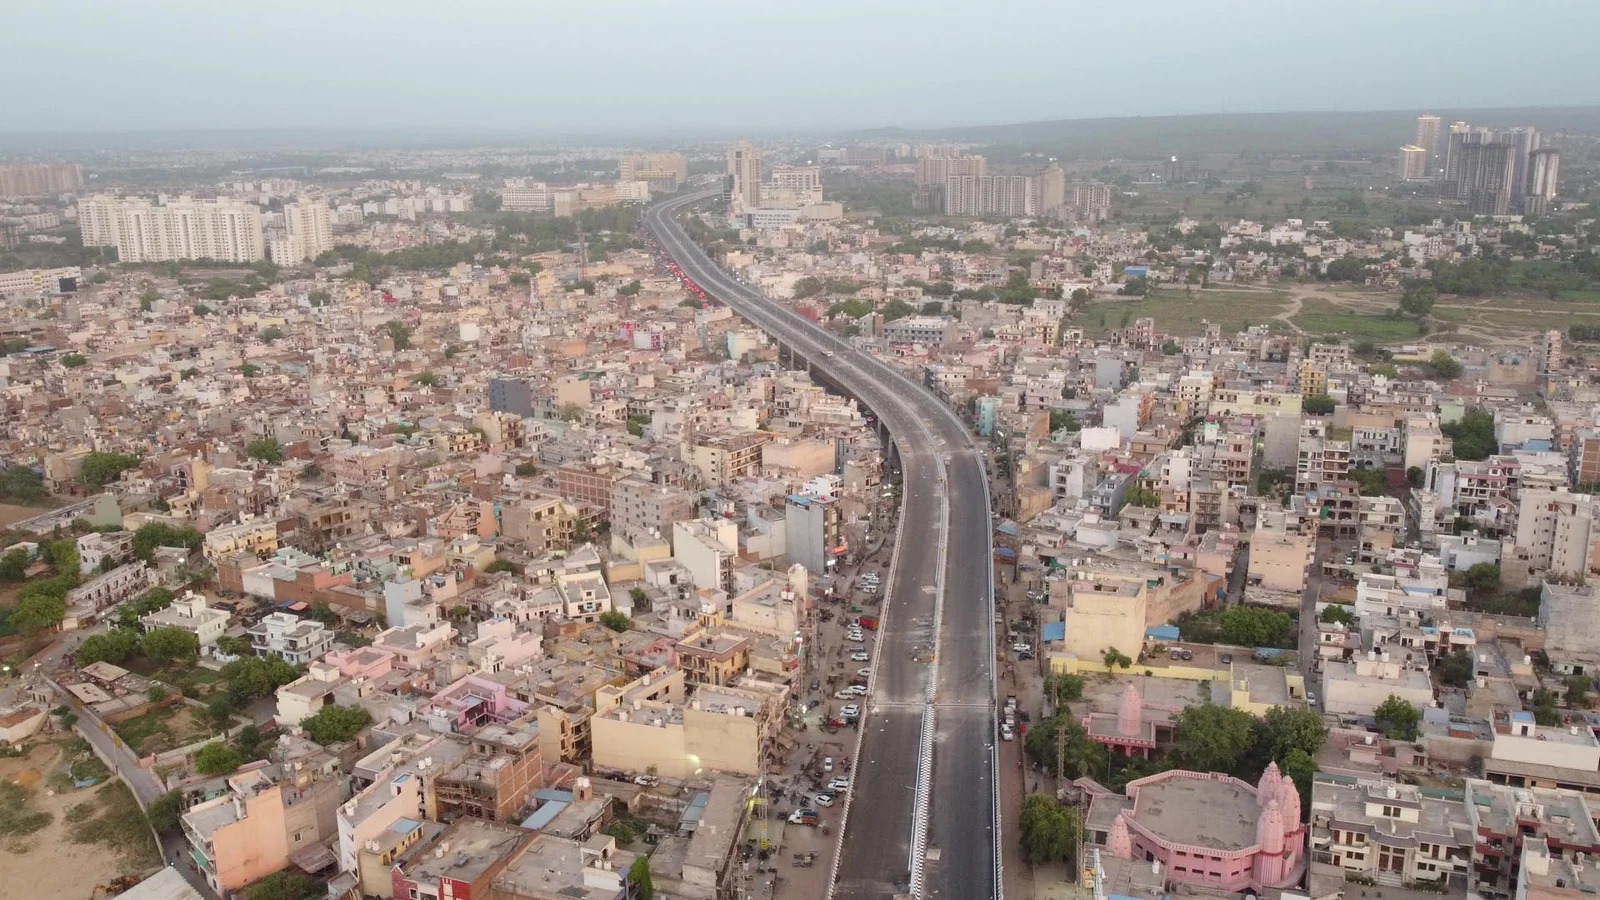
[407,819,529,884]
[1132,774,1258,852]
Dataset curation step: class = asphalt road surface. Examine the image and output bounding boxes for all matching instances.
[646,191,998,900]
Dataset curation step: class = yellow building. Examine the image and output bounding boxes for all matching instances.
[589,667,786,779]
[1299,360,1328,398]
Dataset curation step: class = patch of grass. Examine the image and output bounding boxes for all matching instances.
[0,780,53,836]
[68,781,162,870]
[1294,298,1424,340]
[70,754,111,783]
[1079,287,1292,336]
[111,704,212,755]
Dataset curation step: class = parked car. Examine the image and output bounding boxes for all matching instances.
[850,651,870,662]
[840,704,861,719]
[857,668,871,678]
[809,678,820,691]
[1000,723,1014,741]
[1011,642,1032,653]
[823,756,834,772]
[828,776,850,792]
[813,792,836,807]
[634,775,660,787]
[845,684,868,695]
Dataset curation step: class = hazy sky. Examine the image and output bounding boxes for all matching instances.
[7,0,1600,135]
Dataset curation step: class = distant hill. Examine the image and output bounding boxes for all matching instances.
[851,107,1600,159]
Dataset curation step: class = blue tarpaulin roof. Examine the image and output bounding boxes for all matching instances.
[1041,621,1066,642]
[521,800,567,830]
[1144,625,1181,642]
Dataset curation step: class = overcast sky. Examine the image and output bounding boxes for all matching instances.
[6,0,1599,135]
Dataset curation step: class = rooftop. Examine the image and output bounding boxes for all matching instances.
[1131,773,1258,852]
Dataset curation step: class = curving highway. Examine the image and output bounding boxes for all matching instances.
[645,189,1001,900]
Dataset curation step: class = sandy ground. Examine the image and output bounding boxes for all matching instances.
[0,502,57,528]
[0,742,132,899]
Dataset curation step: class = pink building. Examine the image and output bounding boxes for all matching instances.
[1082,683,1168,758]
[1095,765,1306,893]
[424,674,530,733]
[322,645,397,680]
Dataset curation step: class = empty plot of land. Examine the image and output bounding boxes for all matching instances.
[1080,288,1291,336]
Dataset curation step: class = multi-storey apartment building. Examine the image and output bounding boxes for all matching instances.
[77,194,265,262]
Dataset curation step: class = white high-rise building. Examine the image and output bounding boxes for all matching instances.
[1414,115,1442,170]
[279,200,333,263]
[1397,145,1429,181]
[76,194,265,263]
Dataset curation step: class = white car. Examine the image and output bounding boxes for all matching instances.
[1000,723,1014,741]
[840,704,861,718]
[857,668,871,678]
[845,684,868,695]
[1011,642,1032,654]
[828,776,850,792]
[850,651,870,662]
[633,774,659,787]
[813,792,836,807]
[823,756,834,772]
[834,690,857,700]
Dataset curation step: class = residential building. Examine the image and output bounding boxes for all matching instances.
[1540,582,1600,675]
[945,173,1037,217]
[610,476,692,544]
[1416,115,1442,168]
[1307,775,1471,894]
[881,315,951,346]
[182,767,344,895]
[65,562,154,618]
[673,519,738,594]
[785,491,844,574]
[1511,489,1595,583]
[620,153,689,192]
[0,162,83,197]
[247,612,335,664]
[691,432,771,486]
[489,376,535,419]
[275,199,333,263]
[1398,145,1429,181]
[589,667,786,779]
[141,591,230,646]
[0,266,81,297]
[390,817,536,900]
[501,180,551,212]
[1463,779,1600,899]
[77,194,266,263]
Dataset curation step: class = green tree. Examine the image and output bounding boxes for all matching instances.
[1102,647,1132,672]
[131,522,204,561]
[1319,603,1358,627]
[880,299,916,322]
[146,791,183,833]
[1374,694,1422,741]
[557,403,584,423]
[239,362,261,378]
[413,371,440,388]
[44,538,80,574]
[222,656,303,704]
[1437,650,1476,688]
[1047,673,1086,705]
[245,437,284,464]
[1019,794,1080,865]
[483,559,515,574]
[1428,350,1464,380]
[1323,255,1366,282]
[1280,748,1318,810]
[206,697,235,727]
[628,856,654,900]
[142,627,199,662]
[1253,705,1329,764]
[1048,410,1081,433]
[1219,606,1296,648]
[301,704,373,745]
[60,352,89,368]
[1462,562,1502,593]
[77,629,141,666]
[1567,674,1594,708]
[237,724,265,758]
[598,610,632,632]
[1442,408,1495,459]
[382,320,413,351]
[259,326,285,343]
[1399,282,1437,318]
[240,870,324,900]
[1160,340,1182,356]
[79,451,140,489]
[0,548,28,582]
[792,276,824,299]
[1406,466,1424,487]
[12,590,67,636]
[618,280,642,297]
[1302,394,1336,415]
[514,462,538,477]
[194,741,243,776]
[629,586,648,611]
[1175,703,1257,772]
[1123,485,1161,509]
